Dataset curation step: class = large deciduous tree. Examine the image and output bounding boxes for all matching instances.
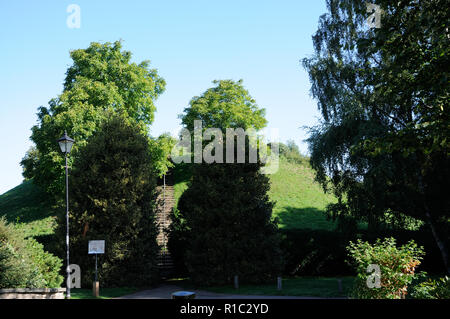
[180,79,267,131]
[303,0,449,273]
[21,41,166,197]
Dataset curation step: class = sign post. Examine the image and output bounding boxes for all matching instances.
[88,240,105,298]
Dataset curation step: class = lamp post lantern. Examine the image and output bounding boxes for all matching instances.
[58,131,75,299]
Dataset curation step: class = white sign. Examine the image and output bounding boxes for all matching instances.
[88,240,105,254]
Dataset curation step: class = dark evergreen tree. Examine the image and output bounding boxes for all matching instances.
[177,158,283,285]
[171,80,283,285]
[57,114,160,287]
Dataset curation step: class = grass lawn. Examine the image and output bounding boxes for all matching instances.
[70,287,139,299]
[175,277,355,298]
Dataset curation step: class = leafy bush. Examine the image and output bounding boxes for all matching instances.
[279,227,444,277]
[347,237,425,299]
[0,218,63,288]
[410,276,450,299]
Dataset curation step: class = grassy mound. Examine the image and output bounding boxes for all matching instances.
[172,158,337,230]
[0,180,57,238]
[0,158,337,237]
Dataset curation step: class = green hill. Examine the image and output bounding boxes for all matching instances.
[268,159,336,230]
[173,158,337,230]
[0,158,337,239]
[0,180,58,238]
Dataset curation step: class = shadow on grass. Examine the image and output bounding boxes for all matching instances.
[70,287,139,299]
[172,163,193,186]
[276,206,336,231]
[175,277,354,298]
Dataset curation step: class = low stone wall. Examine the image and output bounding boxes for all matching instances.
[0,288,66,299]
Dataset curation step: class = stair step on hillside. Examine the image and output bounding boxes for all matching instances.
[155,172,175,274]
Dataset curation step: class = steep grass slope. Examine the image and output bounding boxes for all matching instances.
[172,158,337,230]
[0,180,57,237]
[268,159,336,230]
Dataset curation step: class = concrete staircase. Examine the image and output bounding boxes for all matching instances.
[155,173,175,277]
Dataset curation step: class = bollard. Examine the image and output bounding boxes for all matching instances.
[93,281,99,298]
[277,277,282,291]
[234,275,239,290]
[337,279,343,293]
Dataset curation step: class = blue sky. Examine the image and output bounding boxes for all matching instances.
[0,0,327,194]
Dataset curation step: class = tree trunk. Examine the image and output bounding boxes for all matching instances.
[417,169,450,275]
[425,209,450,275]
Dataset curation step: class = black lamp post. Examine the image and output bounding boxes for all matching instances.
[58,131,75,299]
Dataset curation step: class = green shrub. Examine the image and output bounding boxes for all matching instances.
[347,237,425,299]
[279,228,444,277]
[0,217,63,288]
[411,276,450,299]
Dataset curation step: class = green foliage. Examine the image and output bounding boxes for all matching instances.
[172,81,283,285]
[175,161,284,286]
[180,79,267,131]
[410,276,450,299]
[149,133,176,178]
[347,237,425,299]
[21,40,166,198]
[57,114,160,287]
[0,218,63,288]
[303,0,449,271]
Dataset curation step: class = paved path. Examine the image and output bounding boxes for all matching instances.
[117,284,333,299]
